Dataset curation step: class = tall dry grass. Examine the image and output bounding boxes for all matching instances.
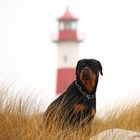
[0,84,139,140]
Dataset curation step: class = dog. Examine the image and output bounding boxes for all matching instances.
[44,59,103,129]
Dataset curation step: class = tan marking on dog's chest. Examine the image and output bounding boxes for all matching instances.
[73,104,87,113]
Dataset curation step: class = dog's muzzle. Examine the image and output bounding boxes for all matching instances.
[82,67,91,80]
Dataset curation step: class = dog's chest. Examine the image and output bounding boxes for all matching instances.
[65,84,96,115]
[72,96,96,114]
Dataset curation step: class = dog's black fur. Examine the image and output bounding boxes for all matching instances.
[44,59,103,128]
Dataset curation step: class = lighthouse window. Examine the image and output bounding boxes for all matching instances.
[72,22,76,30]
[64,22,72,29]
[63,55,67,63]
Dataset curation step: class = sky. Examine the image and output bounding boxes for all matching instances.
[0,0,140,113]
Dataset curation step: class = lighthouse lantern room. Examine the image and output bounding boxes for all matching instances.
[53,8,83,95]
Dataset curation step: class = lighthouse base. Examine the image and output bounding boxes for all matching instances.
[56,68,75,95]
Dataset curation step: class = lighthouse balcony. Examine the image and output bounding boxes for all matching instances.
[52,32,84,43]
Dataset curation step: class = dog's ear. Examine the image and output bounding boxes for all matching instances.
[91,59,103,76]
[97,60,103,76]
[75,60,81,75]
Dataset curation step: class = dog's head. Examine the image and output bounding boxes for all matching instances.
[76,59,103,93]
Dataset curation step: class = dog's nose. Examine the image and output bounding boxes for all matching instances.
[83,67,89,73]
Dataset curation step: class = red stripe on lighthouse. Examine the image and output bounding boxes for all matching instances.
[59,30,77,41]
[56,68,75,95]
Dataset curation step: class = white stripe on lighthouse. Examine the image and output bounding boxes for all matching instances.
[57,42,79,68]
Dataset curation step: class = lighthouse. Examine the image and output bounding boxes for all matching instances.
[53,8,83,95]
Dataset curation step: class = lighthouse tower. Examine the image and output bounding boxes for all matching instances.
[53,8,83,95]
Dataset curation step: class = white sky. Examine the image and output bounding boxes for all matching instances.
[0,0,140,113]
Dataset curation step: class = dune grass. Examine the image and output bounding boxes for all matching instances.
[0,84,139,140]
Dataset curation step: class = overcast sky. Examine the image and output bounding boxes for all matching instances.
[0,0,140,113]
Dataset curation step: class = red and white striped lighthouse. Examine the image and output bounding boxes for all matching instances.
[53,8,83,95]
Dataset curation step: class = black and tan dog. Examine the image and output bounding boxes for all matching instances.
[44,59,103,129]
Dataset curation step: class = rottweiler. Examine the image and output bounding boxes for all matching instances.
[44,59,103,129]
